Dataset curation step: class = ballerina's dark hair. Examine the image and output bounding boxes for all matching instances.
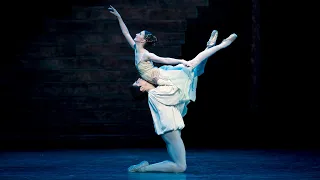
[129,85,148,101]
[144,30,157,48]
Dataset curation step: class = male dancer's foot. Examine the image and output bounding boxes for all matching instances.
[128,160,149,172]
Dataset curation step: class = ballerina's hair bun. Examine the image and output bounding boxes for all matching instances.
[144,30,157,47]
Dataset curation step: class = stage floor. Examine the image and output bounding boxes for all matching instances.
[1,148,319,180]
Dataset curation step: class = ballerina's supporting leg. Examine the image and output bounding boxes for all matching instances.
[189,33,237,68]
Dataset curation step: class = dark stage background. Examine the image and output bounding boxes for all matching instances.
[1,0,317,150]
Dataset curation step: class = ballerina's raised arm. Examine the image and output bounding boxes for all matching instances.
[108,5,135,50]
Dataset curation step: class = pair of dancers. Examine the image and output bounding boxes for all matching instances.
[108,5,237,173]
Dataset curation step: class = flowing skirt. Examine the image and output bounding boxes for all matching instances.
[147,61,207,135]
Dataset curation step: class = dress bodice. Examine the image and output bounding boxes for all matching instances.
[135,47,160,84]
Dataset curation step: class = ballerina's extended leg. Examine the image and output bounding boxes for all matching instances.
[189,33,237,68]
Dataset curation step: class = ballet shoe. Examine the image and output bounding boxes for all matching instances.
[222,33,238,44]
[207,30,218,48]
[128,160,149,172]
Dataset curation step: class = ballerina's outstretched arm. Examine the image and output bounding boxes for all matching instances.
[146,52,191,67]
[108,5,135,50]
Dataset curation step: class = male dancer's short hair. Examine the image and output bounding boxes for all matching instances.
[129,85,148,101]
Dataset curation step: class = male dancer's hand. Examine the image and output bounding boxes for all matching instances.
[181,60,193,68]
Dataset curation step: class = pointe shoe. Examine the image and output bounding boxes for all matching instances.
[219,33,237,47]
[128,160,149,172]
[222,33,237,43]
[207,30,218,48]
